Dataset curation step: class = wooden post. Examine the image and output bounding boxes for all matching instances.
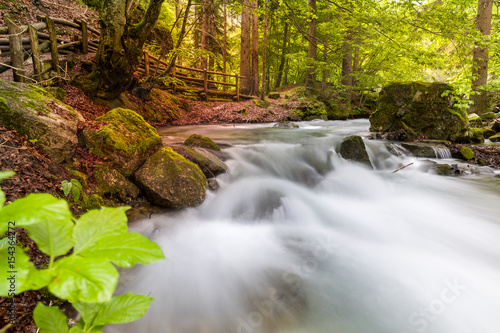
[144,50,150,76]
[45,16,61,79]
[6,18,26,82]
[28,24,42,82]
[80,20,88,54]
[203,69,208,95]
[235,74,240,101]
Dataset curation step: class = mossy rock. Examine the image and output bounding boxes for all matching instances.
[254,99,271,108]
[400,142,439,158]
[82,108,162,176]
[273,121,299,129]
[435,164,451,176]
[268,92,281,99]
[469,128,485,143]
[459,147,475,160]
[0,79,83,163]
[369,82,469,142]
[480,127,496,139]
[480,112,496,120]
[177,147,228,177]
[83,194,104,210]
[69,169,88,188]
[93,163,140,201]
[489,133,500,142]
[134,147,208,208]
[184,134,220,151]
[293,101,328,121]
[338,136,372,168]
[468,113,482,127]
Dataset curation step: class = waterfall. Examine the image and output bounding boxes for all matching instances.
[107,120,500,333]
[432,146,452,159]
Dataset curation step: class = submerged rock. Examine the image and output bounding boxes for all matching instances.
[93,163,140,201]
[184,134,221,151]
[0,80,83,163]
[339,135,372,167]
[369,82,469,142]
[400,142,440,158]
[273,121,299,128]
[135,147,207,208]
[82,108,162,176]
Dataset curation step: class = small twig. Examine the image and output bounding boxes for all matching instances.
[392,162,414,173]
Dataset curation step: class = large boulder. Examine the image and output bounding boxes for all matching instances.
[175,147,228,178]
[135,147,208,208]
[93,163,140,201]
[0,80,83,163]
[338,135,372,167]
[369,82,469,142]
[82,108,162,176]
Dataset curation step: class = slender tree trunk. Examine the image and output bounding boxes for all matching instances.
[176,0,183,65]
[251,0,259,95]
[322,12,329,89]
[194,0,200,50]
[240,0,252,94]
[261,0,268,99]
[305,0,316,89]
[470,0,493,115]
[275,21,288,89]
[208,8,215,72]
[223,0,227,90]
[284,26,290,86]
[341,32,353,87]
[200,0,209,69]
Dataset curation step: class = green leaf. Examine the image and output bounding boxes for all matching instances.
[0,188,5,207]
[33,303,68,333]
[72,302,100,328]
[0,170,16,180]
[93,293,153,326]
[79,232,165,267]
[68,327,84,333]
[73,207,130,255]
[61,181,71,197]
[25,218,74,258]
[49,256,118,303]
[0,245,36,296]
[0,194,72,235]
[0,235,14,249]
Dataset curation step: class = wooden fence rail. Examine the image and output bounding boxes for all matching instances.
[0,16,98,83]
[138,51,245,101]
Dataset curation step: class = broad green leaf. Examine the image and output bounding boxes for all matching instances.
[72,301,100,328]
[0,194,72,235]
[0,170,16,180]
[93,293,153,326]
[25,218,74,258]
[26,268,56,291]
[73,206,130,255]
[0,245,36,296]
[0,188,5,207]
[79,232,165,267]
[68,327,84,333]
[72,187,80,202]
[33,303,68,333]
[0,235,14,249]
[61,181,71,197]
[49,256,118,303]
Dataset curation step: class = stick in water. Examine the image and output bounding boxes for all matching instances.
[392,162,414,173]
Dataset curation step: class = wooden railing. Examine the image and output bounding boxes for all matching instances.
[0,16,99,83]
[138,51,244,101]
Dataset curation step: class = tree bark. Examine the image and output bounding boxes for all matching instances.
[275,21,288,89]
[322,13,329,89]
[305,0,316,89]
[200,0,209,70]
[222,0,227,90]
[77,0,166,99]
[240,0,252,95]
[470,0,493,115]
[251,0,259,95]
[261,0,268,99]
[341,32,353,87]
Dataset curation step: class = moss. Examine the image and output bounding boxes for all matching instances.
[184,134,220,151]
[69,169,88,188]
[254,99,271,108]
[489,133,500,142]
[460,147,475,160]
[470,128,485,143]
[436,164,451,176]
[93,163,140,201]
[268,92,280,99]
[83,194,104,210]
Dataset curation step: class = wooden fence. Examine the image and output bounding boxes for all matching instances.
[138,51,246,101]
[0,16,244,100]
[0,16,99,83]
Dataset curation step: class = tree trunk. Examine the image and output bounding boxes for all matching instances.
[322,12,329,89]
[200,0,209,70]
[470,0,493,115]
[305,0,316,89]
[79,0,165,99]
[275,21,288,89]
[261,0,268,100]
[240,0,252,95]
[341,32,353,87]
[222,0,227,90]
[251,0,259,96]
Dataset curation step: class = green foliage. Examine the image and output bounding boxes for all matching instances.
[61,179,85,203]
[0,174,165,331]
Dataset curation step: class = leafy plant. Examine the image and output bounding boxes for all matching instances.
[61,179,84,203]
[0,173,165,332]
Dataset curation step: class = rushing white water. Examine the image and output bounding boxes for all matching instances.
[107,119,500,333]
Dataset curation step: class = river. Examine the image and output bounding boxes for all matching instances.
[107,119,500,333]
